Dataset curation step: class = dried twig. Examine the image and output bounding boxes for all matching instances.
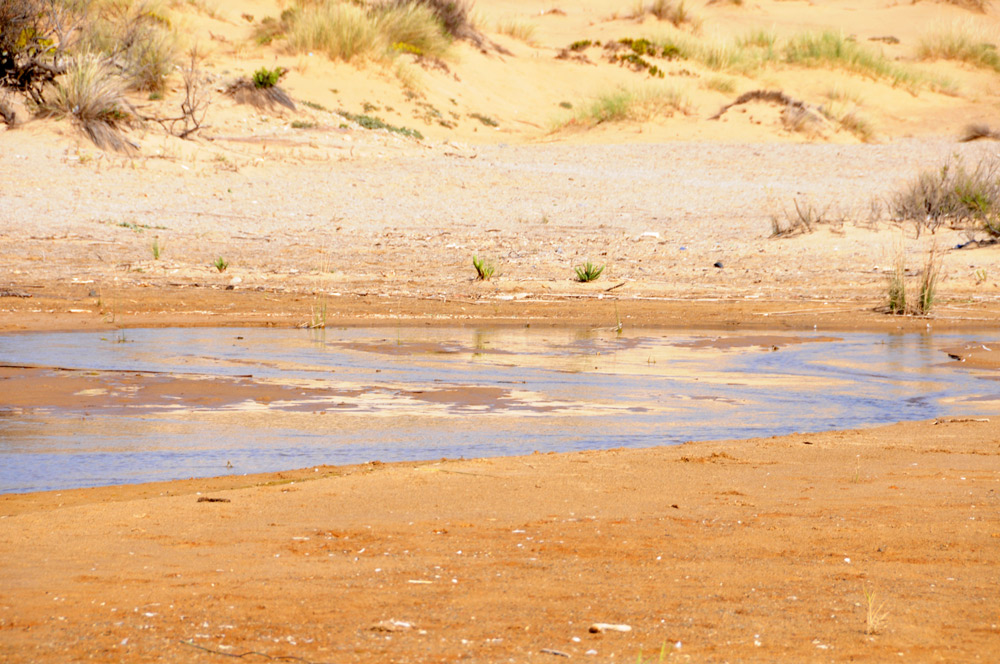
[178,639,333,663]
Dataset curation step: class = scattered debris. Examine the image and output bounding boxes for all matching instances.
[196,497,231,503]
[934,417,990,424]
[371,619,413,632]
[710,89,833,135]
[589,623,632,633]
[960,123,1000,142]
[541,648,571,657]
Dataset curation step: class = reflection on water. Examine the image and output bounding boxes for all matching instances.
[0,327,997,493]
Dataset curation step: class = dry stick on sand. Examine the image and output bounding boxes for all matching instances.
[709,89,834,136]
[709,89,818,120]
[959,123,1000,142]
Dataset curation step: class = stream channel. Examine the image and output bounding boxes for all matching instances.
[1,327,997,493]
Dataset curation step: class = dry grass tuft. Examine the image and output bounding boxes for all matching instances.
[564,85,690,127]
[78,0,180,92]
[37,53,135,151]
[284,0,453,62]
[495,18,536,43]
[917,21,1000,72]
[286,2,384,62]
[862,584,889,634]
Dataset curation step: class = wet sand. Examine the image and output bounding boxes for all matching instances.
[1,417,999,662]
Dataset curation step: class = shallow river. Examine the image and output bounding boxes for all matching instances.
[1,327,997,493]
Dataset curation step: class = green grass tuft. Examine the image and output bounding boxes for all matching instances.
[338,109,424,139]
[575,261,605,282]
[472,255,496,280]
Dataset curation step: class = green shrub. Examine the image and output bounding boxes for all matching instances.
[252,66,285,88]
[575,261,605,282]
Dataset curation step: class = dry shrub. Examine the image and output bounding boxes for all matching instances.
[77,0,179,92]
[0,0,71,105]
[891,158,1000,236]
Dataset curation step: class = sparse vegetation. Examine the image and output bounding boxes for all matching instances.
[917,22,1000,72]
[633,0,700,29]
[472,255,496,280]
[213,257,229,272]
[918,245,941,315]
[888,243,908,315]
[77,0,180,93]
[820,103,875,141]
[575,261,605,282]
[338,109,424,139]
[770,199,831,236]
[703,75,736,93]
[151,236,161,259]
[286,2,387,62]
[886,243,940,315]
[565,85,689,127]
[226,68,296,111]
[469,112,498,127]
[301,100,328,111]
[891,158,1000,236]
[783,31,922,90]
[496,18,536,43]
[862,583,889,635]
[36,54,135,152]
[282,0,474,63]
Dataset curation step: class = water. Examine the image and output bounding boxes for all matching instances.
[0,327,997,493]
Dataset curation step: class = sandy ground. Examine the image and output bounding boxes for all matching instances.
[3,0,1000,660]
[2,419,999,662]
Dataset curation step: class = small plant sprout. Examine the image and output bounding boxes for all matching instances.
[472,255,496,280]
[862,583,888,635]
[213,257,229,272]
[575,261,605,282]
[151,236,161,260]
